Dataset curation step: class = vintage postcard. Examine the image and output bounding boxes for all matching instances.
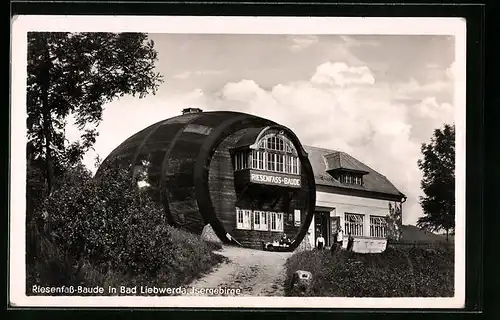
[10,15,466,308]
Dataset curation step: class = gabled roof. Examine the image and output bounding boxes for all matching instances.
[304,145,405,199]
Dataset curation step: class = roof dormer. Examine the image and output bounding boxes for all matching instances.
[324,151,368,186]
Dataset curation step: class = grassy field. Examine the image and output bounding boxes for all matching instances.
[285,245,454,297]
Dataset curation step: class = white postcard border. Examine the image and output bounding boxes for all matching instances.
[10,15,467,309]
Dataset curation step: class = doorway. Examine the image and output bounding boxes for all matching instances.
[330,216,340,243]
[314,211,331,247]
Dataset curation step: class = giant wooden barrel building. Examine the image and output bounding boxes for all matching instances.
[97,108,316,250]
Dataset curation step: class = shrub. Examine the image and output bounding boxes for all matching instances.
[27,164,224,294]
[285,247,454,297]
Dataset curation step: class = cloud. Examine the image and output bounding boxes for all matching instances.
[310,62,375,87]
[446,61,457,80]
[288,35,319,52]
[171,71,191,79]
[340,35,380,47]
[395,77,453,102]
[416,97,454,120]
[404,97,454,143]
[220,79,269,102]
[172,69,225,79]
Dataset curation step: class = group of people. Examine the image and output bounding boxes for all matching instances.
[315,227,355,253]
[280,233,291,246]
[277,228,354,253]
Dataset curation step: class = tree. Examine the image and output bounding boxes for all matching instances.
[417,124,455,241]
[28,164,223,289]
[42,166,167,275]
[26,32,163,194]
[386,201,403,241]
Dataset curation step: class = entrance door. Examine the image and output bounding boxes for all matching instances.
[314,212,331,247]
[330,217,340,243]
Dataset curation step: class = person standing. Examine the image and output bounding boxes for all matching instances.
[336,226,344,250]
[330,232,338,255]
[316,233,325,250]
[347,232,354,252]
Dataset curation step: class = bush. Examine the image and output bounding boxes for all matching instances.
[285,246,454,297]
[27,164,225,294]
[408,245,454,296]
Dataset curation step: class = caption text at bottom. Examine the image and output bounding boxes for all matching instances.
[32,285,242,296]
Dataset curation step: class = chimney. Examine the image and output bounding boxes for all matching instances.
[182,107,203,115]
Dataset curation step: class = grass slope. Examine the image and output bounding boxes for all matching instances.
[285,246,454,297]
[28,227,226,296]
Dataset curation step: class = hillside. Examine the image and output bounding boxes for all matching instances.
[400,225,454,243]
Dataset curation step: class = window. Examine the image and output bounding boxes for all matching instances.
[266,136,286,152]
[243,152,248,169]
[248,147,299,173]
[340,173,363,185]
[345,213,364,236]
[264,153,285,173]
[251,150,265,170]
[261,211,268,230]
[235,154,240,170]
[267,136,275,150]
[286,155,292,174]
[254,211,260,225]
[354,176,363,185]
[237,209,243,226]
[236,208,252,230]
[254,211,268,231]
[267,153,275,171]
[292,157,300,174]
[370,216,387,238]
[258,139,266,149]
[276,154,284,172]
[234,151,249,171]
[270,212,284,232]
[248,133,300,175]
[236,209,281,231]
[294,209,301,227]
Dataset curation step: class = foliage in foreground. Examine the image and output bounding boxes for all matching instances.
[26,165,224,295]
[27,32,163,194]
[285,246,454,297]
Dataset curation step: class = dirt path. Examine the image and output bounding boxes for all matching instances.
[188,245,292,296]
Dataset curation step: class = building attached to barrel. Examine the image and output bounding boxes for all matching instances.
[97,108,316,250]
[303,146,406,253]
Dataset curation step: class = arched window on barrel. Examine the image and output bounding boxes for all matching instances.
[233,131,300,175]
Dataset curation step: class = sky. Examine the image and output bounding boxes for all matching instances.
[66,33,456,226]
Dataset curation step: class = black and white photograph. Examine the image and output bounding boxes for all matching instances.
[10,16,466,308]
